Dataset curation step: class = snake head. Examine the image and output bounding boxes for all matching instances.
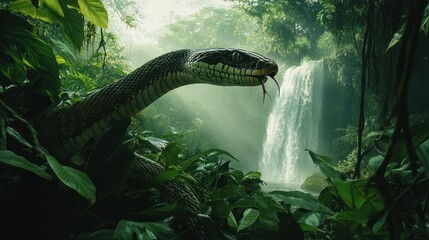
[187,48,278,88]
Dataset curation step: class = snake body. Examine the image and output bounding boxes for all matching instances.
[34,49,278,159]
[33,48,278,237]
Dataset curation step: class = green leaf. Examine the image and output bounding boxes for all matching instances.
[386,24,404,51]
[8,0,38,19]
[299,212,324,227]
[155,165,197,184]
[59,0,84,50]
[210,199,231,219]
[136,203,179,217]
[416,140,429,175]
[138,136,168,151]
[77,0,108,28]
[227,211,238,231]
[269,190,334,215]
[306,149,342,181]
[0,150,53,181]
[334,209,370,225]
[45,154,96,204]
[5,127,32,149]
[0,11,60,96]
[299,222,329,235]
[333,180,366,209]
[114,220,177,240]
[372,209,389,233]
[241,171,262,181]
[368,155,384,170]
[333,179,384,211]
[237,208,260,232]
[181,148,238,168]
[76,229,116,240]
[422,4,429,34]
[9,0,63,23]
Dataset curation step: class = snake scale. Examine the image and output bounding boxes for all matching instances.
[33,48,278,237]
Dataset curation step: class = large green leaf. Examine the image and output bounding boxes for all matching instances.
[9,0,64,22]
[269,190,334,215]
[333,180,384,211]
[59,0,84,50]
[0,150,53,181]
[237,208,260,232]
[77,0,108,28]
[45,154,96,204]
[306,149,342,181]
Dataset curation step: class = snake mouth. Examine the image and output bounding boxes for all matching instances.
[258,69,280,103]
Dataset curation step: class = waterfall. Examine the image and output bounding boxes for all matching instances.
[260,60,324,185]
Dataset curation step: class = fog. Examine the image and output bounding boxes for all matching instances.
[109,0,279,171]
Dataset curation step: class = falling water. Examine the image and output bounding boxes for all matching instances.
[260,60,324,186]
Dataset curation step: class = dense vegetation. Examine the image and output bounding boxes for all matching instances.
[0,0,428,239]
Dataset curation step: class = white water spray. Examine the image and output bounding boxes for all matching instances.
[260,61,324,185]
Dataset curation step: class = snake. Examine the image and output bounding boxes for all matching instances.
[32,48,278,237]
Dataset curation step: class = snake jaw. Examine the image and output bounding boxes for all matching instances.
[187,48,279,87]
[255,68,280,103]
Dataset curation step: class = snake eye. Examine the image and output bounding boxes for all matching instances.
[231,51,242,62]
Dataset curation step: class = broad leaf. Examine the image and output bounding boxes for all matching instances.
[333,180,384,211]
[59,0,84,50]
[77,0,108,28]
[306,149,342,181]
[237,208,260,232]
[334,209,370,225]
[0,150,53,181]
[269,191,334,215]
[368,155,384,170]
[45,154,96,204]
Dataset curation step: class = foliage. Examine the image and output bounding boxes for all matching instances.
[55,31,131,99]
[1,0,429,239]
[228,0,325,62]
[159,7,264,52]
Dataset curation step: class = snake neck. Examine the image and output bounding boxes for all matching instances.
[36,49,195,158]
